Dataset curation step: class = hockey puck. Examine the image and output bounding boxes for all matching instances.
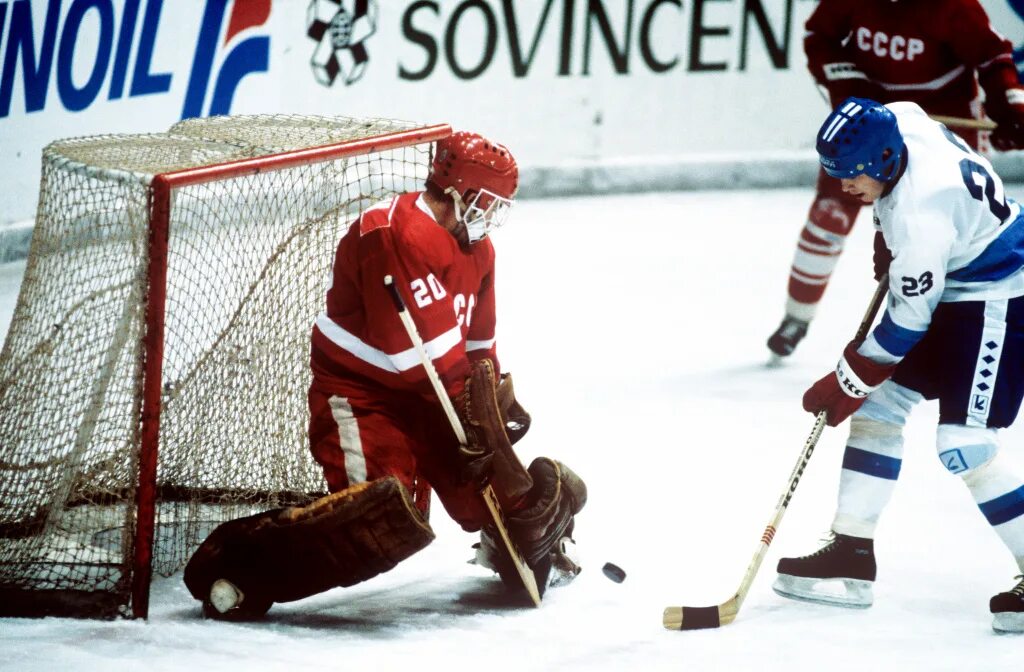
[602,562,626,583]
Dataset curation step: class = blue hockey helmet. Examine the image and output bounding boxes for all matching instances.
[816,97,904,181]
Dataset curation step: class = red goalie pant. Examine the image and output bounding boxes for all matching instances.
[308,383,490,531]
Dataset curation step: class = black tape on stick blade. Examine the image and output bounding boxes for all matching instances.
[679,606,721,630]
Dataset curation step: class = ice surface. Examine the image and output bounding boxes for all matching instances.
[1,188,1022,671]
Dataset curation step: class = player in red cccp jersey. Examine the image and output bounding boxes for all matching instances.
[183,132,586,619]
[767,0,1024,358]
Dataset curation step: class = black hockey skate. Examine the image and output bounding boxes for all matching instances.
[990,575,1024,633]
[773,533,876,608]
[767,316,809,359]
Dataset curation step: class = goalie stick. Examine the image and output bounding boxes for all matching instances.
[663,276,889,630]
[384,275,542,607]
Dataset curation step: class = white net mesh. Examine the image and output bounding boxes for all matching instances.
[0,115,441,617]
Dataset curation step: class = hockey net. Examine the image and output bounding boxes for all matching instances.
[0,115,449,618]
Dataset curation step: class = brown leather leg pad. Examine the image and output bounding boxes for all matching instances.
[184,476,434,607]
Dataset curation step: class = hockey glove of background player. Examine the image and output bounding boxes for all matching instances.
[990,89,1024,151]
[873,231,893,281]
[803,342,896,427]
[980,64,1024,151]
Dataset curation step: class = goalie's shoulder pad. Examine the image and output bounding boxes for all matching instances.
[358,198,394,236]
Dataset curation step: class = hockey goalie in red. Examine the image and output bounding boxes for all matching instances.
[184,132,587,619]
[767,0,1024,359]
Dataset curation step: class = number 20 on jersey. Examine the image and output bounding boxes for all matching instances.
[410,274,476,326]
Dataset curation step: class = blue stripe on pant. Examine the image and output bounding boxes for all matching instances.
[979,484,1024,526]
[842,446,902,480]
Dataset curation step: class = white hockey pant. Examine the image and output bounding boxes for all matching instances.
[832,381,1024,572]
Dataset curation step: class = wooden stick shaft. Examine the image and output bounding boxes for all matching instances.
[385,278,467,444]
[733,276,889,608]
[930,114,997,131]
[384,275,542,606]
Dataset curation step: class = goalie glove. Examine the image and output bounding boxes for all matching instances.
[803,342,897,427]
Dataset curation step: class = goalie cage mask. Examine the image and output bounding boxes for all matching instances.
[817,97,904,182]
[429,131,519,243]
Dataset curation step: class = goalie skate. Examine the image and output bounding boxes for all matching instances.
[773,533,875,608]
[473,536,581,593]
[545,537,582,589]
[209,578,243,614]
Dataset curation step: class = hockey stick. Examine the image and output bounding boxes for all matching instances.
[384,275,542,607]
[663,276,889,630]
[813,86,997,132]
[929,114,997,132]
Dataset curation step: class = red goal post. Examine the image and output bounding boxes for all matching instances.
[0,115,450,619]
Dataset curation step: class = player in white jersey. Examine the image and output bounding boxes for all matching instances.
[773,98,1024,633]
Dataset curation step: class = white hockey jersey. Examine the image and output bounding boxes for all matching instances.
[860,102,1024,363]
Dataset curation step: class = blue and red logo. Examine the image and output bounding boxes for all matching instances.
[184,0,270,117]
[0,0,271,120]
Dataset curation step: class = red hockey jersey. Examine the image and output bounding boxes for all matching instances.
[310,192,498,398]
[804,0,1016,118]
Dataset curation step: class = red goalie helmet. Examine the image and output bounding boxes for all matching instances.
[429,131,519,201]
[428,131,519,243]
